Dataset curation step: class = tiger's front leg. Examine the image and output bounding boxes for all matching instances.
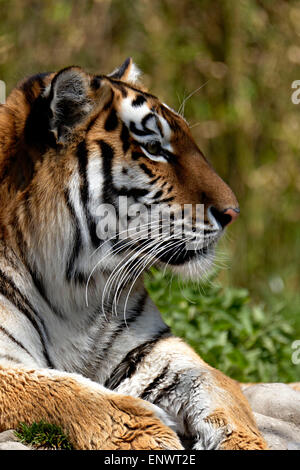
[114,337,268,450]
[0,366,183,450]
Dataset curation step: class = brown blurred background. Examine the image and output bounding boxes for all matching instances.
[1,0,300,337]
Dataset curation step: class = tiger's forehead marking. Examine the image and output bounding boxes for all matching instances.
[118,95,172,145]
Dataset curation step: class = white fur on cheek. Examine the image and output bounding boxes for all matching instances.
[119,98,151,129]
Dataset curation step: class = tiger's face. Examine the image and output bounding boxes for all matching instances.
[3,58,239,280]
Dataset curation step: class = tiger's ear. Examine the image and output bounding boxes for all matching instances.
[108,57,141,83]
[47,67,94,144]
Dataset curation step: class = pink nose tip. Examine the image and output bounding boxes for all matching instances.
[223,207,240,225]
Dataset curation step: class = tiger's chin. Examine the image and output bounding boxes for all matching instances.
[169,250,215,281]
[156,244,217,281]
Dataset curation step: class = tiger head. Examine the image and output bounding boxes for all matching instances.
[0,58,239,282]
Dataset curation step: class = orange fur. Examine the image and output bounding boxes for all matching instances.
[0,366,182,450]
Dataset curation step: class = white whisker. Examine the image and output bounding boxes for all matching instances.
[177,81,210,117]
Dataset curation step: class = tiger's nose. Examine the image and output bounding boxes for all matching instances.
[210,206,240,229]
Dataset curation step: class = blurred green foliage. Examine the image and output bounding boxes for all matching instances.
[0,0,299,380]
[146,268,297,382]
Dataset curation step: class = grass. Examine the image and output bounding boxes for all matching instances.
[145,268,300,384]
[15,421,73,450]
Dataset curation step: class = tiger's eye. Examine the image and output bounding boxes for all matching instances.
[145,141,161,155]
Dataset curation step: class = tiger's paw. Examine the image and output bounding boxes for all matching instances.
[101,394,183,450]
[191,409,268,450]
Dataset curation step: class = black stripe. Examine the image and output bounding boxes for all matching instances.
[152,373,181,405]
[98,139,151,210]
[157,196,175,204]
[120,124,130,154]
[132,95,146,107]
[104,108,119,132]
[162,150,177,162]
[118,186,149,201]
[64,189,83,282]
[77,140,89,208]
[153,190,163,200]
[91,76,101,90]
[130,121,155,137]
[104,325,171,390]
[130,113,159,139]
[0,325,36,361]
[149,176,161,185]
[0,269,53,367]
[99,140,115,205]
[107,77,156,101]
[139,163,155,178]
[141,113,155,130]
[76,140,99,248]
[132,151,144,161]
[140,364,170,400]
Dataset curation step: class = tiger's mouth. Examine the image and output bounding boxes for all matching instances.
[154,241,216,266]
[112,232,220,268]
[108,200,226,270]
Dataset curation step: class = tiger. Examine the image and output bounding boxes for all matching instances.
[0,57,267,450]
